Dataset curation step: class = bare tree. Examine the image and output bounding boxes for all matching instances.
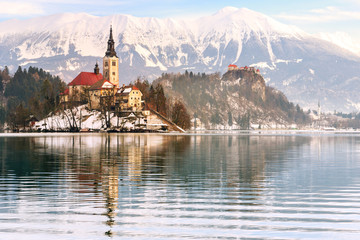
[100,87,116,129]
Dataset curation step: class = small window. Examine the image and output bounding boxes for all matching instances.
[112,61,116,66]
[105,62,108,67]
[112,72,115,75]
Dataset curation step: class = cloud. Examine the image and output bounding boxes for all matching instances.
[18,0,129,7]
[276,6,360,23]
[0,1,44,17]
[342,0,360,6]
[316,31,360,55]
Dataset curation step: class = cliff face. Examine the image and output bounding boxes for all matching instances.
[154,70,308,128]
[222,69,266,101]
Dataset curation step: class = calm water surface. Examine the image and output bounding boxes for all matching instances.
[1,133,360,239]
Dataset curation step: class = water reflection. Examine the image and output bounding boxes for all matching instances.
[1,133,360,239]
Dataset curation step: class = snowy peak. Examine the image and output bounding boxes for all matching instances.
[194,7,305,38]
[0,7,360,112]
[216,6,239,14]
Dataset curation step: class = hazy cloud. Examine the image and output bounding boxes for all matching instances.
[276,6,360,23]
[0,1,44,16]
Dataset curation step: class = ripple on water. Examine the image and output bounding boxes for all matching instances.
[1,134,360,239]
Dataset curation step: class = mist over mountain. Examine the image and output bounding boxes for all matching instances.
[0,7,359,112]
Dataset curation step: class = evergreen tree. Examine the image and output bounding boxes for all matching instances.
[185,70,189,77]
[7,103,30,130]
[0,74,3,93]
[228,111,233,127]
[3,66,66,124]
[0,106,5,127]
[134,77,150,101]
[211,111,222,126]
[154,84,167,116]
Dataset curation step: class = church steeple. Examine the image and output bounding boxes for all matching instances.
[103,25,119,87]
[105,25,117,57]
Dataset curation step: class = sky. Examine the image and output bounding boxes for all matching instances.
[1,0,360,42]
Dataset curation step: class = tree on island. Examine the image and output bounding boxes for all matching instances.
[1,66,66,130]
[100,87,116,129]
[61,89,81,131]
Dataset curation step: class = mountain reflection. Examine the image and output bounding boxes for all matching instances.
[1,134,360,239]
[0,134,313,188]
[0,133,313,237]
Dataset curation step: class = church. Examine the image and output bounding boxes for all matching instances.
[60,26,144,113]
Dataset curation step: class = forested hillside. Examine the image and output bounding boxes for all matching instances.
[0,66,66,129]
[153,70,310,128]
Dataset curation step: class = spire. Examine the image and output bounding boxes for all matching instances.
[109,24,113,40]
[105,25,117,57]
[94,62,99,74]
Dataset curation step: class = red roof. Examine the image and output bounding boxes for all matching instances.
[68,72,103,86]
[228,64,237,68]
[132,86,139,90]
[60,88,69,95]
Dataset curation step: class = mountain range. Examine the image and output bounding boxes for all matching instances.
[0,7,359,112]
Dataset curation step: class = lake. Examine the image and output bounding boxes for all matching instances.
[1,132,360,239]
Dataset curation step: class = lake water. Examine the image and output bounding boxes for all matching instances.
[1,132,360,239]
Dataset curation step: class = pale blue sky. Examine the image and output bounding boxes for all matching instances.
[1,0,360,41]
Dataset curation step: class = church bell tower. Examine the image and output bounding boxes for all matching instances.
[103,26,119,87]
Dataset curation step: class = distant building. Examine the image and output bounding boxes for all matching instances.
[228,64,261,75]
[116,85,143,112]
[228,64,238,71]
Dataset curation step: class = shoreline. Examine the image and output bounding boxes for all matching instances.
[1,129,360,137]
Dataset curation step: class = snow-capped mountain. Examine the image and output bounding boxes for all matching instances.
[0,7,360,112]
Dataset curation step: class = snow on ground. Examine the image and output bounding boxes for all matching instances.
[33,104,177,132]
[34,105,146,131]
